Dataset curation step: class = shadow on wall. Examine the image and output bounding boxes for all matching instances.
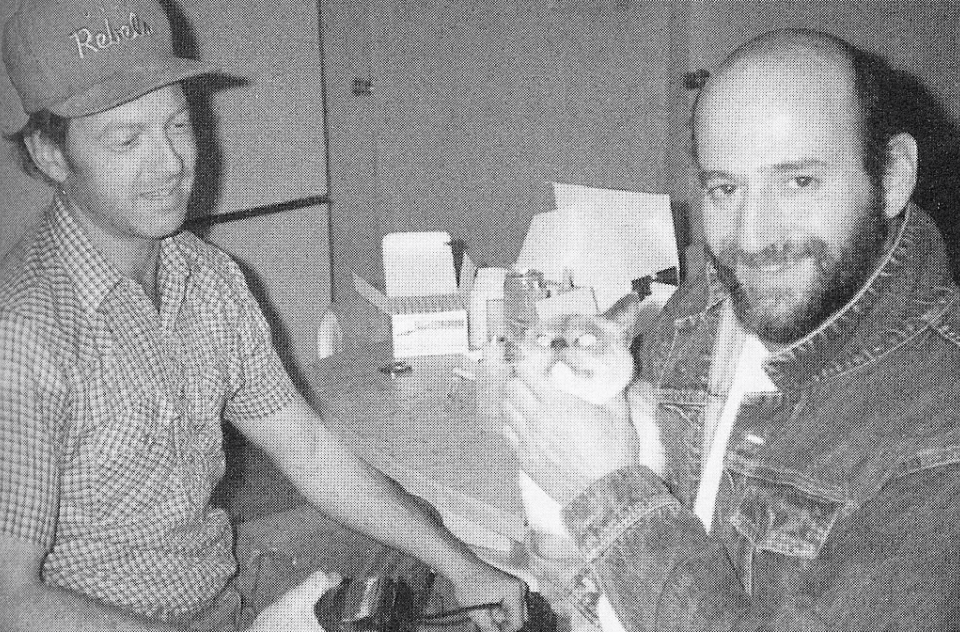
[159,0,244,222]
[869,50,960,283]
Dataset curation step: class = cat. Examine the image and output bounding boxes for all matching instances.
[504,292,664,632]
[511,295,639,405]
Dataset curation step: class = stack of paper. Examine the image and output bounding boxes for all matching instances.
[515,183,680,312]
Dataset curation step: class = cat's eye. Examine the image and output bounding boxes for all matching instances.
[575,333,597,347]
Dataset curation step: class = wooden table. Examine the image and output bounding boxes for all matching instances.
[307,344,527,556]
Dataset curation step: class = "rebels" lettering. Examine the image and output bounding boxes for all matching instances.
[69,12,153,58]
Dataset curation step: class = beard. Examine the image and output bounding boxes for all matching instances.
[707,186,890,345]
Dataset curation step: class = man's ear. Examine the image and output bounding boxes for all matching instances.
[23,131,71,184]
[882,132,918,219]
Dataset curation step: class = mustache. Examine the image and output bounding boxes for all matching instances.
[709,239,830,270]
[706,240,832,294]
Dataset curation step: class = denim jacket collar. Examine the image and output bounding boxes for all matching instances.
[683,204,958,391]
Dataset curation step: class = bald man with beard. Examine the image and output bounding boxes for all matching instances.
[502,29,960,630]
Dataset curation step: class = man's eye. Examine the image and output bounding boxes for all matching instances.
[789,175,817,189]
[114,133,139,149]
[706,183,737,201]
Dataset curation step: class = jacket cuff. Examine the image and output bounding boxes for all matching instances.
[561,465,679,562]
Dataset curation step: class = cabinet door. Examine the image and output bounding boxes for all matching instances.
[325,0,685,296]
[323,0,385,294]
[178,0,329,214]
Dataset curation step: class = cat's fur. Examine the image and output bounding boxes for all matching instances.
[508,293,658,632]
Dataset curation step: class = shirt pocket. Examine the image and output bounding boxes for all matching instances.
[727,468,845,560]
[93,401,180,528]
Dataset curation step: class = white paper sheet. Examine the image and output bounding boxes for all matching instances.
[515,210,577,282]
[534,286,598,321]
[519,184,679,311]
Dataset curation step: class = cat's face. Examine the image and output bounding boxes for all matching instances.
[512,312,635,405]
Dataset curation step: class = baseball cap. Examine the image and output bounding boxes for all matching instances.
[2,0,217,130]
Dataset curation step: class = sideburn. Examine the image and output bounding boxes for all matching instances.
[707,185,891,345]
[753,186,890,344]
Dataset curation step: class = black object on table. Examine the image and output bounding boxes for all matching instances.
[315,573,557,632]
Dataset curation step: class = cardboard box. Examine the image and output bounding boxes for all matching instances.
[353,232,469,357]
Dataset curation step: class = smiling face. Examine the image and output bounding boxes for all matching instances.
[58,84,196,250]
[694,48,894,344]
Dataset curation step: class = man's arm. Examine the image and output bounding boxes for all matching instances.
[563,463,960,631]
[231,394,525,631]
[0,532,181,632]
[216,257,523,630]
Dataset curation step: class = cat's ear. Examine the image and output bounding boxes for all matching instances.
[601,292,643,343]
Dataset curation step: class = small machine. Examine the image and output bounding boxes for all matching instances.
[315,571,557,632]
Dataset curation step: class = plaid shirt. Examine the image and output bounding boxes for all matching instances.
[0,194,297,621]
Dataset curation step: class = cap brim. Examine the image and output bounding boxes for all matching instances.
[49,56,219,119]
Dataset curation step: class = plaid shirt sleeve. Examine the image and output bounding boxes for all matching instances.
[0,313,68,549]
[221,261,298,424]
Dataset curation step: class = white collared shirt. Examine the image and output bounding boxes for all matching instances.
[694,322,777,531]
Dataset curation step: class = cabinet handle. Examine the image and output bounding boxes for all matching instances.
[352,78,373,95]
[684,69,710,91]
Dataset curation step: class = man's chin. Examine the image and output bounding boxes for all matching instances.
[730,286,816,345]
[143,205,188,239]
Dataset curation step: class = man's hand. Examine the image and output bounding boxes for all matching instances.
[503,365,664,506]
[249,570,341,632]
[448,562,526,632]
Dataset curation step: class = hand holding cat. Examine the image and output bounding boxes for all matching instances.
[504,376,667,505]
[503,361,641,506]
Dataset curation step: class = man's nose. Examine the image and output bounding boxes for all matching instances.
[738,185,781,254]
[153,133,186,176]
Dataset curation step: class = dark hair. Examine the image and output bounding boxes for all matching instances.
[5,110,71,185]
[691,29,907,188]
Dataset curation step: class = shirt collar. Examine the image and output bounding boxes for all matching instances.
[692,203,958,390]
[50,192,124,314]
[50,192,194,315]
[156,233,193,323]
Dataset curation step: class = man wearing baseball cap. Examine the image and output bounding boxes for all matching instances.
[0,1,524,631]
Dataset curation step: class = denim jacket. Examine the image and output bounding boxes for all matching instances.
[561,205,960,631]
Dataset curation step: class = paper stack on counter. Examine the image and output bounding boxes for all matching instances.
[516,183,681,312]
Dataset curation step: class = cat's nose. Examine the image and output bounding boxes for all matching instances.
[550,338,568,350]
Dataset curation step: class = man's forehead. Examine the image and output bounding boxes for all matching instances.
[74,84,188,129]
[694,48,860,168]
[703,46,854,114]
